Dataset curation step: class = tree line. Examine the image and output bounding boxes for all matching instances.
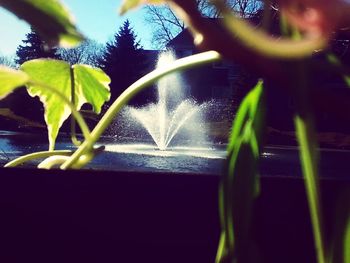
[2,0,264,98]
[0,20,152,128]
[15,20,148,103]
[0,0,264,131]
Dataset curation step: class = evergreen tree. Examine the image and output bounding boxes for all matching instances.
[99,20,147,102]
[8,29,57,125]
[15,29,57,65]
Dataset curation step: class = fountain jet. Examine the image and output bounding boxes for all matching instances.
[126,51,209,150]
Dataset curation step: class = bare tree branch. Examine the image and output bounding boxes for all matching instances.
[144,0,262,48]
[0,54,16,68]
[56,39,104,67]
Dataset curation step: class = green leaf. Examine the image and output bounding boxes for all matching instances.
[0,66,29,99]
[120,0,164,15]
[73,65,111,114]
[21,59,110,151]
[295,115,325,263]
[21,60,71,151]
[217,80,265,263]
[327,54,350,88]
[0,0,83,47]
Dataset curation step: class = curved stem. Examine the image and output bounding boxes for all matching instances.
[69,67,82,146]
[60,50,222,169]
[38,155,70,169]
[29,80,91,141]
[4,150,72,167]
[212,0,326,59]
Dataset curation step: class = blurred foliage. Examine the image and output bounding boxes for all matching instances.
[0,0,83,47]
[0,1,349,263]
[217,80,265,263]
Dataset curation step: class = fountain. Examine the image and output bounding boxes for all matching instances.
[100,51,226,173]
[123,51,210,150]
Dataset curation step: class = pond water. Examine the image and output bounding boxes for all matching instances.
[1,130,350,178]
[0,130,227,174]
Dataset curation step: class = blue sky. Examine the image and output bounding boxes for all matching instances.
[0,0,154,56]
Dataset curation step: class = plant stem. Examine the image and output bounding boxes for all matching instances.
[69,66,81,146]
[60,50,222,169]
[4,150,72,167]
[210,0,326,59]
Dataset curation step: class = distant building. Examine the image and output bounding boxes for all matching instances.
[141,22,256,103]
[166,28,242,102]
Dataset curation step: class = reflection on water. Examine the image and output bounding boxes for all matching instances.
[103,144,226,159]
[90,143,226,174]
[2,131,350,178]
[0,130,226,174]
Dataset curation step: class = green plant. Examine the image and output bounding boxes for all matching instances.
[0,0,349,263]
